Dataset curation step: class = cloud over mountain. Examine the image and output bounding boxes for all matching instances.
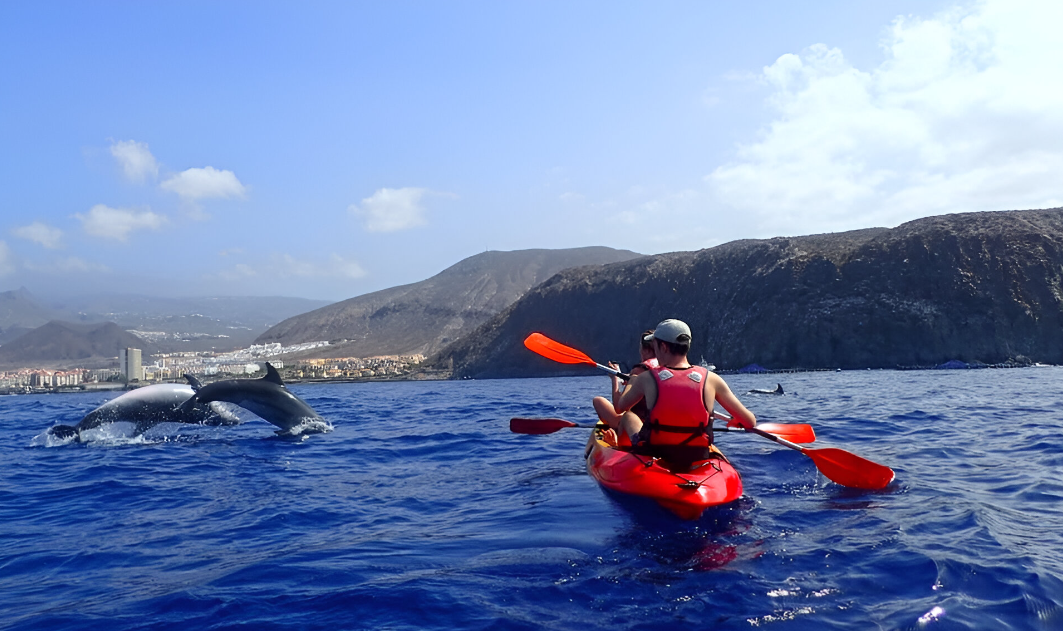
[706,0,1063,235]
[13,222,63,249]
[349,187,432,233]
[75,205,167,241]
[161,166,247,201]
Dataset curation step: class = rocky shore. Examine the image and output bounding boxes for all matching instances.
[429,208,1063,379]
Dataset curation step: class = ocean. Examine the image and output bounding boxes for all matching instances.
[2,367,1062,630]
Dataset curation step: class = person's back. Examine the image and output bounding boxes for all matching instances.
[615,319,758,449]
[643,363,712,447]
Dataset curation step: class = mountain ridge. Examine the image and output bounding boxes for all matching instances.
[428,208,1063,378]
[255,246,643,357]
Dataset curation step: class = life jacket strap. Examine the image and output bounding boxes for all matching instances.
[648,420,710,445]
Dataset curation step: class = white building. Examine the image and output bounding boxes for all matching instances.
[120,347,143,382]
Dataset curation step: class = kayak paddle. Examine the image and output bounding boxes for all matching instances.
[524,333,630,380]
[521,332,893,488]
[523,332,817,443]
[509,417,816,443]
[711,411,815,443]
[749,427,895,490]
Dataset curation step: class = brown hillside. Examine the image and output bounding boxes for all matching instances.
[255,247,642,357]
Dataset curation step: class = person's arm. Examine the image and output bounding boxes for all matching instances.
[614,371,649,413]
[605,362,623,406]
[612,364,647,406]
[709,374,756,429]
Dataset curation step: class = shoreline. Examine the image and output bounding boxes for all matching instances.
[3,362,1052,396]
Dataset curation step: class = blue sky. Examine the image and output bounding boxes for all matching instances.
[2,1,1060,301]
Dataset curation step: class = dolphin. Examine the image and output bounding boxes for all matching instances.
[748,383,784,395]
[48,381,240,441]
[177,363,328,435]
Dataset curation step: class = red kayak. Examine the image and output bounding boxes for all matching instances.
[584,426,743,520]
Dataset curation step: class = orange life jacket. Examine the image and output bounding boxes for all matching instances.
[646,365,711,446]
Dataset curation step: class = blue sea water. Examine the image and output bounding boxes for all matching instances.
[2,367,1063,630]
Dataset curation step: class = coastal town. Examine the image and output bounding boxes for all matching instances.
[0,340,429,395]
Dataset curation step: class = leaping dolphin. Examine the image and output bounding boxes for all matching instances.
[48,381,240,441]
[48,363,327,441]
[178,363,328,435]
[748,383,784,395]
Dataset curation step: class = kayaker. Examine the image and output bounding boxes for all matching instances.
[592,330,658,445]
[594,319,756,450]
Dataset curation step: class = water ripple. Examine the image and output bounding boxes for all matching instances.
[2,369,1063,629]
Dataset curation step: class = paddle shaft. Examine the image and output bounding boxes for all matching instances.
[509,417,814,443]
[748,426,803,450]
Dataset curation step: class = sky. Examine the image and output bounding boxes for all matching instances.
[2,0,1061,301]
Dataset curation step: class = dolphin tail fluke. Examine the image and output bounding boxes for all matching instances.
[263,363,285,386]
[50,425,79,440]
[775,383,784,394]
[184,373,204,392]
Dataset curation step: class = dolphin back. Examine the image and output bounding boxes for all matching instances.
[178,363,326,434]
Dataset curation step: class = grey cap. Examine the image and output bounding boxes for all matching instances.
[645,319,692,344]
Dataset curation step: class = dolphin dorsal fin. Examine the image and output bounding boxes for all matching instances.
[775,383,784,394]
[185,373,204,392]
[263,363,285,386]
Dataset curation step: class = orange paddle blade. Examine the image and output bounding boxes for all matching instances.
[523,333,596,366]
[804,447,895,490]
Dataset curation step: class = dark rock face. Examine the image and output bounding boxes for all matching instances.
[254,247,643,357]
[432,209,1063,378]
[0,321,154,368]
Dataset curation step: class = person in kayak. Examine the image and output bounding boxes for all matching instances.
[594,319,756,452]
[592,329,657,440]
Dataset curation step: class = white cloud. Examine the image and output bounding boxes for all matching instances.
[349,187,430,232]
[75,204,167,241]
[24,257,110,274]
[161,166,248,201]
[109,139,159,183]
[13,222,63,249]
[215,254,366,283]
[705,0,1063,234]
[326,254,368,279]
[217,263,258,281]
[277,253,367,279]
[0,241,13,276]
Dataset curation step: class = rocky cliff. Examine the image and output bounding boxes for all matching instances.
[431,209,1063,378]
[255,247,642,357]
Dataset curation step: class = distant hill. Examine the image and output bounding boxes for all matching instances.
[59,294,334,353]
[256,247,643,357]
[0,287,63,344]
[429,208,1063,378]
[0,321,154,369]
[0,292,333,353]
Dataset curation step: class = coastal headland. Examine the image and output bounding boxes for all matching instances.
[3,208,1061,391]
